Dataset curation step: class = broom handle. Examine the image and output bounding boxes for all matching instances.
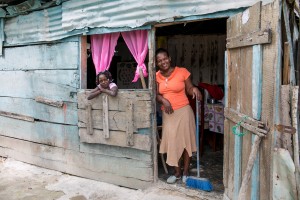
[196,99,200,178]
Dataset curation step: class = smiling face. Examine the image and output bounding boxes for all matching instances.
[98,74,110,89]
[156,52,171,73]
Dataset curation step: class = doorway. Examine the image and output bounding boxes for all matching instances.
[155,18,227,193]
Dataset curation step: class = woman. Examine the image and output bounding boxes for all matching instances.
[88,70,118,100]
[156,48,201,184]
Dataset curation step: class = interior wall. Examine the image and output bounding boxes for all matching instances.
[166,34,226,85]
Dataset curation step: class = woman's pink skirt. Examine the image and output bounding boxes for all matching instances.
[159,105,197,167]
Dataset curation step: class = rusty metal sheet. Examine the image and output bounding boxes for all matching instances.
[4,5,85,46]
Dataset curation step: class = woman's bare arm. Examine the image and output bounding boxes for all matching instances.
[185,76,202,101]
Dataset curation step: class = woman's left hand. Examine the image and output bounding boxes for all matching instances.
[192,87,202,101]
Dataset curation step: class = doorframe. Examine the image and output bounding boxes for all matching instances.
[151,17,228,182]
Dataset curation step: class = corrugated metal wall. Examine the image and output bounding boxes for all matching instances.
[4,0,273,46]
[61,0,273,31]
[4,5,85,46]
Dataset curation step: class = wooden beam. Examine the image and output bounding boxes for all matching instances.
[0,110,34,122]
[238,135,262,200]
[148,27,158,182]
[86,104,93,135]
[80,36,87,89]
[223,51,229,189]
[283,42,290,85]
[234,132,242,199]
[79,143,152,162]
[77,90,151,110]
[283,0,296,85]
[35,96,64,108]
[226,29,271,49]
[102,95,109,138]
[291,86,300,197]
[126,100,134,146]
[78,109,150,131]
[79,128,151,151]
[139,68,147,89]
[225,116,266,137]
[224,107,266,129]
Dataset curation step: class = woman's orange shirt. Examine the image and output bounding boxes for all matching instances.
[156,67,190,110]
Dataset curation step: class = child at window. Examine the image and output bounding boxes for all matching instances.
[87,70,118,100]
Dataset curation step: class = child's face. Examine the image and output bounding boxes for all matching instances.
[98,74,110,89]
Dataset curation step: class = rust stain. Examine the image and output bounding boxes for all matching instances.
[63,103,67,123]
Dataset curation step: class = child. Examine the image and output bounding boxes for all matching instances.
[87,70,118,100]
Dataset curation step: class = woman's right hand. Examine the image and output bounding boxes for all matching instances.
[162,98,174,114]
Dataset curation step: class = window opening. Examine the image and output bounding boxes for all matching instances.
[86,34,149,89]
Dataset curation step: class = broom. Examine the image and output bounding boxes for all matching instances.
[186,99,213,191]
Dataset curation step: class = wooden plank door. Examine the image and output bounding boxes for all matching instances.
[223,1,280,199]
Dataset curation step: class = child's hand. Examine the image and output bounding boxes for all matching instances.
[97,85,104,92]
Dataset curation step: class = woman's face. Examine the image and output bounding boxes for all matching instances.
[156,52,171,72]
[98,74,110,89]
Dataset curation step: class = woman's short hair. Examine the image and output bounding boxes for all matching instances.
[96,70,113,85]
[155,48,169,57]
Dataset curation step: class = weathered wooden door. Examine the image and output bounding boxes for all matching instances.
[77,90,153,189]
[223,1,279,199]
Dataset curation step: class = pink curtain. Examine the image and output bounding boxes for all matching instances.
[91,32,120,74]
[121,30,148,82]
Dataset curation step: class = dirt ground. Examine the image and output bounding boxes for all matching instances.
[0,157,223,200]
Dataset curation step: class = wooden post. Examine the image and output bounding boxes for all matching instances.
[35,96,64,108]
[223,51,229,189]
[238,135,262,200]
[0,111,34,122]
[283,42,290,85]
[126,100,134,146]
[283,0,296,85]
[80,36,87,89]
[87,104,93,135]
[291,86,300,198]
[139,68,147,89]
[102,95,109,138]
[148,27,158,182]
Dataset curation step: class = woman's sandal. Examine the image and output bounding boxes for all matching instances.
[166,175,181,184]
[182,175,188,184]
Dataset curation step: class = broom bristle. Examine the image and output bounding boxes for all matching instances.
[186,177,213,192]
